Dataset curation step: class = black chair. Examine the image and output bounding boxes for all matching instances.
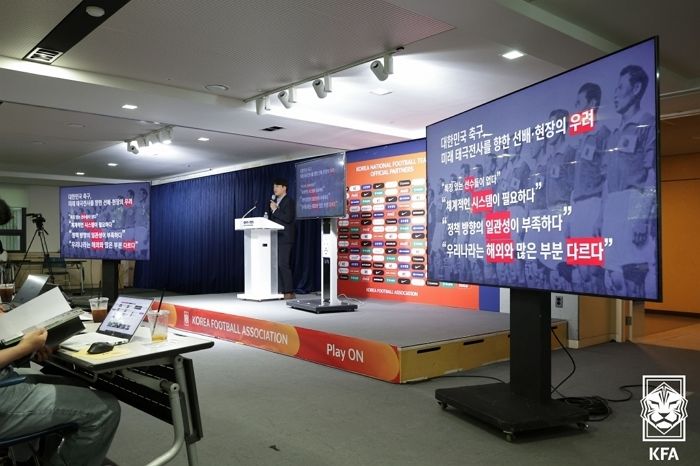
[42,256,71,289]
[0,374,78,466]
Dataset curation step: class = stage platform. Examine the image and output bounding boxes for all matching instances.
[157,294,568,383]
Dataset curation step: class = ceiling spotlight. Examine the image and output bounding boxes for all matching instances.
[158,126,174,144]
[313,75,332,99]
[256,96,270,115]
[75,172,85,176]
[107,162,118,167]
[197,137,210,142]
[312,79,325,98]
[277,88,296,109]
[370,54,393,81]
[122,104,138,110]
[126,139,139,155]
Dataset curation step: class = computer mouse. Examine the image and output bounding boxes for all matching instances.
[87,342,114,354]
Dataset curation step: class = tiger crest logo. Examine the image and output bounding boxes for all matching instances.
[640,376,687,442]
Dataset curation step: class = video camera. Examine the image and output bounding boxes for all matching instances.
[26,212,46,229]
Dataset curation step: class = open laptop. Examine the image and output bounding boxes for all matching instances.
[60,295,154,351]
[0,274,50,312]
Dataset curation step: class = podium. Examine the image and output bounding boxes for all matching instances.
[234,217,284,301]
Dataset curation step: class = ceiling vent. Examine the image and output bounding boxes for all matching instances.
[24,47,63,64]
[261,126,284,132]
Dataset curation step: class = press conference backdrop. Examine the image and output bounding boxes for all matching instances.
[134,161,321,295]
[426,38,660,301]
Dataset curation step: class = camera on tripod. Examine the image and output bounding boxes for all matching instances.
[26,212,46,229]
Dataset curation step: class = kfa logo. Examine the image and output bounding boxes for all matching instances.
[641,375,687,461]
[184,311,190,327]
[640,375,687,441]
[648,447,678,461]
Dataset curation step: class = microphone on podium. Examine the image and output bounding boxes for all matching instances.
[241,202,257,218]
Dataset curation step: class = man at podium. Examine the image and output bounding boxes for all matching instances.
[268,179,296,299]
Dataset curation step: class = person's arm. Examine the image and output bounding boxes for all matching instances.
[0,328,48,368]
[272,197,295,224]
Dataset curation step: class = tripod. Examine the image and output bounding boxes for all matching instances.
[14,218,55,285]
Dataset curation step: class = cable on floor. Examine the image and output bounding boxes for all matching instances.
[549,328,643,421]
[550,325,577,394]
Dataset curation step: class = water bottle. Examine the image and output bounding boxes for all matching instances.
[263,212,268,219]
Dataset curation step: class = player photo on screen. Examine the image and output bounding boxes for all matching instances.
[426,38,659,301]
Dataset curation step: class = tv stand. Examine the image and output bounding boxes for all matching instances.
[101,259,119,305]
[288,218,356,314]
[435,289,588,441]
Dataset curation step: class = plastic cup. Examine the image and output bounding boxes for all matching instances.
[0,283,14,304]
[89,297,109,323]
[147,310,170,342]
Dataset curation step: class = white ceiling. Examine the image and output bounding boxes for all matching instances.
[1,0,699,186]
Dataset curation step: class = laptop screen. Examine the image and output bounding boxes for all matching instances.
[97,296,154,339]
[13,274,50,306]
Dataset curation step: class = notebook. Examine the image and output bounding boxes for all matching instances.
[60,295,154,351]
[0,286,84,349]
[0,274,49,312]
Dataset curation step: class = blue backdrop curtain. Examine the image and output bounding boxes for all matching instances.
[134,161,321,294]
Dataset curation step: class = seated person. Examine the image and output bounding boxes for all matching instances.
[0,239,7,264]
[0,240,7,288]
[0,328,121,466]
[0,197,121,466]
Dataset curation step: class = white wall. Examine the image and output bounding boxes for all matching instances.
[26,185,61,252]
[0,184,61,252]
[0,184,29,206]
[0,183,107,289]
[550,293,580,340]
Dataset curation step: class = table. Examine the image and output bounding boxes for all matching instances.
[48,324,214,466]
[7,259,86,294]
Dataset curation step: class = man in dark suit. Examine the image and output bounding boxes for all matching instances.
[268,179,296,299]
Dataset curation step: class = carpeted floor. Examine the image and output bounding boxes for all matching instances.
[106,336,700,466]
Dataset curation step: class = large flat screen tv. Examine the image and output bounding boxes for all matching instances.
[59,182,150,260]
[295,152,347,219]
[426,38,660,301]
